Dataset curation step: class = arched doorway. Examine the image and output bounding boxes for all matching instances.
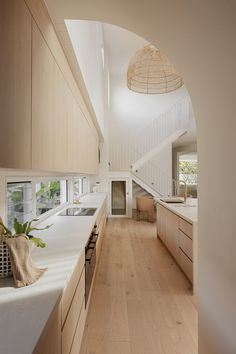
[45,1,236,353]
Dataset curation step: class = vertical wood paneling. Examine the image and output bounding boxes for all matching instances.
[0,0,31,169]
[32,22,68,172]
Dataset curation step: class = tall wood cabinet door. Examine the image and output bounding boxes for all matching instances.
[32,21,68,172]
[0,0,31,169]
[34,303,61,354]
[67,98,99,174]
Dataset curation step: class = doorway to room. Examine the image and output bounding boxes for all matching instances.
[109,179,129,216]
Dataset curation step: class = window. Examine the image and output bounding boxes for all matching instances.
[36,180,67,216]
[178,153,198,185]
[73,177,89,202]
[82,177,89,194]
[5,175,90,228]
[7,182,33,229]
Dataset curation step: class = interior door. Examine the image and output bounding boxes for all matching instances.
[110,179,128,216]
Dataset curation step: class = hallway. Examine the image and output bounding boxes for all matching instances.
[80,218,197,354]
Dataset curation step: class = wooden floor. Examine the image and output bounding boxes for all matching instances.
[80,218,198,354]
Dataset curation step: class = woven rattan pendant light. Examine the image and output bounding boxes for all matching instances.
[127,44,183,94]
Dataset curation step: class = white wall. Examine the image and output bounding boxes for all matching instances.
[65,20,105,135]
[45,1,236,352]
[109,74,189,146]
[89,47,110,194]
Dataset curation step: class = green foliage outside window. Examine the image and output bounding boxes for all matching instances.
[36,181,61,215]
[179,160,198,185]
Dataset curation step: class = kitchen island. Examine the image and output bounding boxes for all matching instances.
[0,193,107,354]
[155,198,198,294]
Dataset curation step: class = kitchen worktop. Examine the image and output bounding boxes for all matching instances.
[0,193,107,354]
[155,198,198,224]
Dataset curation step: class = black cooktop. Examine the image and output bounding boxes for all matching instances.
[58,207,97,216]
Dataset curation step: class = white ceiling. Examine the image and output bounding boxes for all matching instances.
[102,23,197,146]
[102,23,148,75]
[62,20,197,147]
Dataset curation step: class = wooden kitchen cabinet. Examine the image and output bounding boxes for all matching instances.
[96,203,107,259]
[165,209,180,263]
[34,302,61,354]
[67,96,99,174]
[32,21,68,172]
[61,252,85,325]
[0,0,99,174]
[156,203,166,243]
[0,0,32,169]
[62,270,85,354]
[33,198,107,354]
[157,202,195,285]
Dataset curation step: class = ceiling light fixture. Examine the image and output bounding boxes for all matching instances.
[127,44,183,94]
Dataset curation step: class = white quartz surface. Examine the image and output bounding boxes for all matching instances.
[156,198,198,224]
[0,193,107,354]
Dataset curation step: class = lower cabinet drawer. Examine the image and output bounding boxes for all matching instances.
[61,253,85,326]
[70,299,86,354]
[96,217,106,258]
[62,268,85,354]
[179,249,193,282]
[34,303,61,354]
[179,229,193,261]
[179,218,193,239]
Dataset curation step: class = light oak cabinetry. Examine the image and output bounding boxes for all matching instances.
[165,209,180,263]
[0,0,99,174]
[67,97,99,174]
[61,258,86,354]
[34,303,61,354]
[157,203,194,284]
[156,204,166,244]
[32,22,68,172]
[178,219,193,282]
[0,0,31,169]
[96,203,107,259]
[34,200,107,354]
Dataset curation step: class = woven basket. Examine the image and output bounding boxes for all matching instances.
[0,235,12,278]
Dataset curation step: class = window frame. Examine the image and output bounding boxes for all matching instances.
[6,175,90,227]
[71,176,90,202]
[177,151,198,186]
[6,176,70,227]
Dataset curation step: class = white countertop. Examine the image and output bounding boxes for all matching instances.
[0,193,107,354]
[155,198,198,224]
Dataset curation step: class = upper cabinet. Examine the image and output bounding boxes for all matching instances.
[67,97,99,174]
[0,0,99,174]
[32,22,68,172]
[0,0,31,169]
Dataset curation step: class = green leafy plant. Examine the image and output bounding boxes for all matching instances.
[0,218,52,248]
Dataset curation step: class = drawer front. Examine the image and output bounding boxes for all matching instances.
[96,217,106,258]
[179,229,193,261]
[179,218,193,239]
[96,200,107,228]
[179,249,193,282]
[70,299,86,354]
[61,252,85,326]
[34,303,61,354]
[62,268,85,354]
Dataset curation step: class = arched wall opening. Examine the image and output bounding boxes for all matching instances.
[45,1,236,353]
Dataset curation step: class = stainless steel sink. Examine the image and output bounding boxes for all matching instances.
[58,207,97,216]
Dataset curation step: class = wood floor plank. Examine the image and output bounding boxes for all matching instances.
[79,218,197,354]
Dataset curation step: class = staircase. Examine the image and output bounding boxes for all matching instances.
[109,95,193,196]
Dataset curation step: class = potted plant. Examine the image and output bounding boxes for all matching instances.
[0,218,52,278]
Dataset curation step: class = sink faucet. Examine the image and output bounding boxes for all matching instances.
[178,180,188,203]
